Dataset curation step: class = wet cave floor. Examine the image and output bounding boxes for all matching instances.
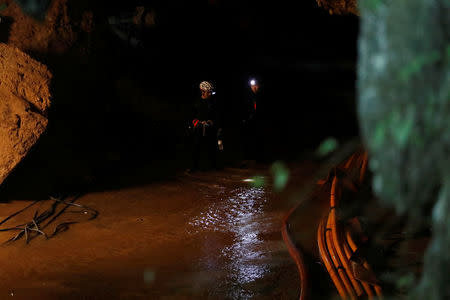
[0,162,324,300]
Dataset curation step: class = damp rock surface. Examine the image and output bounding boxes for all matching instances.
[0,43,51,186]
[357,0,449,217]
[357,0,449,298]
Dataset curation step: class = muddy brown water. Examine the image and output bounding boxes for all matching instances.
[0,165,320,300]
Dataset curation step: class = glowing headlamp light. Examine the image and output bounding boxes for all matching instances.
[250,79,256,86]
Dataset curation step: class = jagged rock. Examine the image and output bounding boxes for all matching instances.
[1,0,76,54]
[316,0,359,15]
[357,0,449,298]
[0,43,51,186]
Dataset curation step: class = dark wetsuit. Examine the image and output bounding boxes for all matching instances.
[191,96,220,170]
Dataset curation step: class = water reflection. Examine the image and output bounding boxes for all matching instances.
[188,187,266,232]
[189,185,272,299]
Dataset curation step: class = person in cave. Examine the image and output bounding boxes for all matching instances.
[188,81,222,172]
[241,78,261,167]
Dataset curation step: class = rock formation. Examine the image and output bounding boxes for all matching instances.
[0,43,52,186]
[316,0,359,15]
[0,0,76,54]
[357,0,449,298]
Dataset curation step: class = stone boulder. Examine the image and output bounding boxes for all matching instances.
[0,43,51,186]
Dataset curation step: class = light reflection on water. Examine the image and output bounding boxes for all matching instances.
[188,185,272,299]
[188,187,266,232]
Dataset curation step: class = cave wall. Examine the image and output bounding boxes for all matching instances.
[0,0,362,196]
[0,43,52,186]
[315,0,358,15]
[1,0,76,53]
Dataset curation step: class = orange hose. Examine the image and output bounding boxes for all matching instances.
[330,175,338,207]
[282,206,309,300]
[330,210,365,296]
[325,225,357,299]
[342,229,374,299]
[345,228,359,252]
[318,151,382,299]
[359,151,369,184]
[319,152,382,299]
[343,237,353,259]
[345,226,383,299]
[373,284,383,298]
[318,219,348,299]
[330,177,365,297]
[343,152,358,170]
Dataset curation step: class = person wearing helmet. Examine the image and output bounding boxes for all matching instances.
[188,81,222,172]
[241,78,261,167]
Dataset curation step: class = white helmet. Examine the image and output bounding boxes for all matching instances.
[199,81,214,92]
